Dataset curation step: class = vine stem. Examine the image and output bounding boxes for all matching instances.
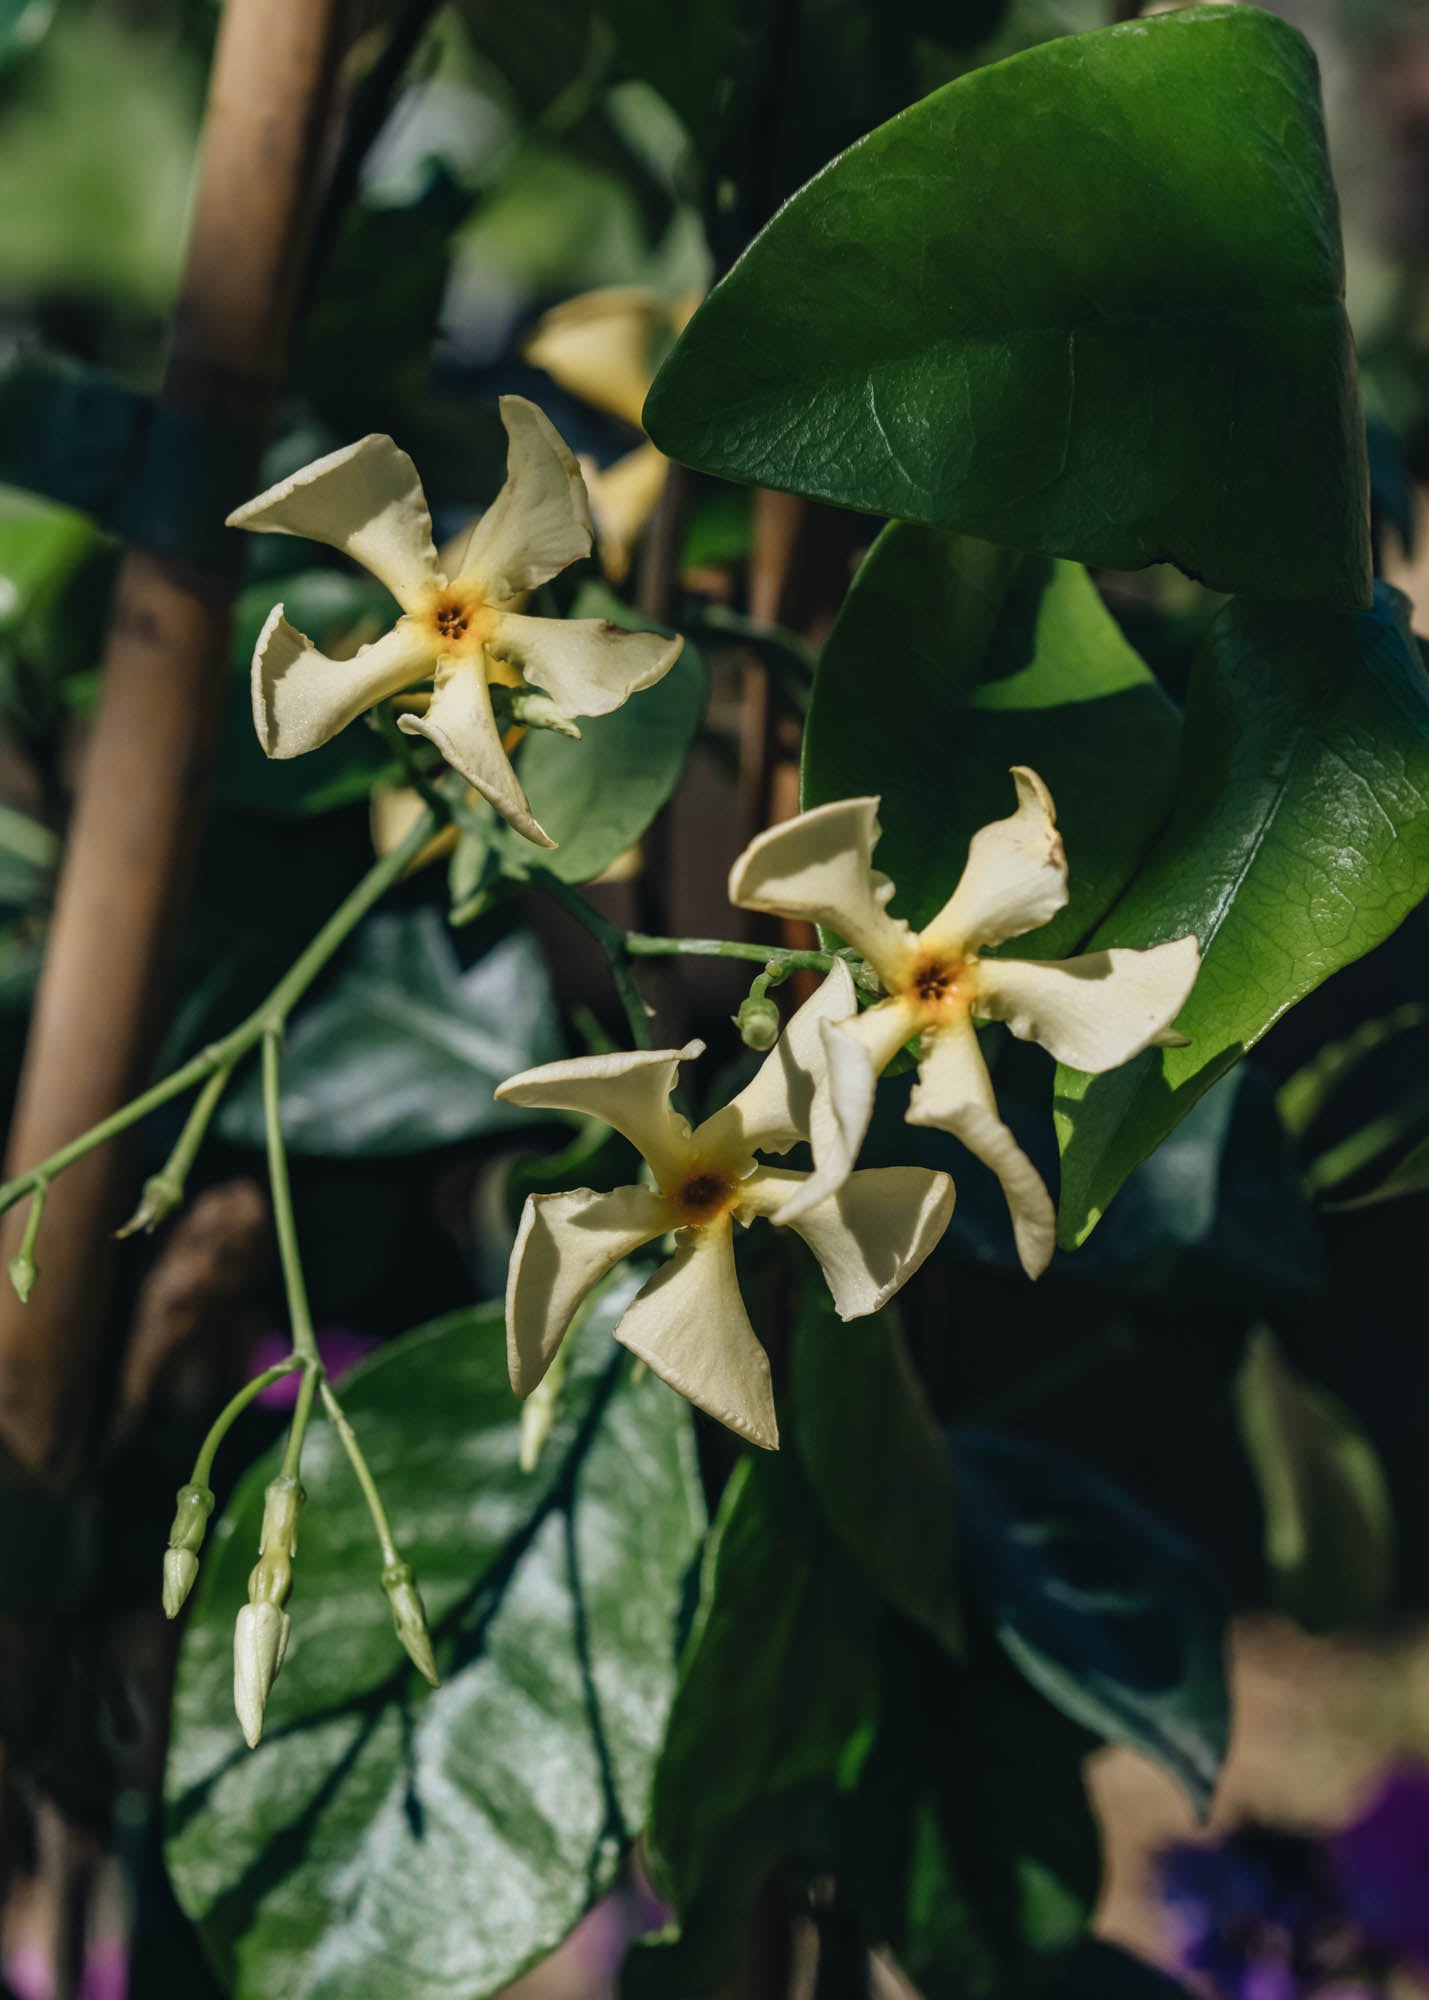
[191,1360,303,1489]
[0,803,441,1224]
[319,1378,399,1568]
[529,869,655,1050]
[627,933,844,975]
[262,1030,322,1483]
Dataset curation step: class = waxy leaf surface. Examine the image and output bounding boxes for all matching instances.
[1056,587,1429,1246]
[165,1277,704,2000]
[804,524,1179,958]
[646,5,1369,605]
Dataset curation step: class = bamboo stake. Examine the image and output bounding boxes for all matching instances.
[0,0,356,1480]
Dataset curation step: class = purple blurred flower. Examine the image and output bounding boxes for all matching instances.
[1328,1763,1429,1965]
[247,1329,379,1407]
[7,1938,126,2000]
[1157,1830,1334,2000]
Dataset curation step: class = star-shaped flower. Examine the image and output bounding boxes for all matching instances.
[728,768,1200,1279]
[227,396,682,847]
[493,964,954,1449]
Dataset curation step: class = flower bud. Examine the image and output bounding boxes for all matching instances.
[163,1483,214,1619]
[382,1562,439,1687]
[6,1250,35,1303]
[116,1169,184,1239]
[250,1474,302,1605]
[234,1600,292,1747]
[734,991,781,1052]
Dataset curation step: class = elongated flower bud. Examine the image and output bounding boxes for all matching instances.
[234,1601,292,1747]
[233,1474,303,1745]
[382,1562,439,1687]
[163,1483,215,1619]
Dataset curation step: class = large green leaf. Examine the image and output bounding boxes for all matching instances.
[1056,587,1429,1247]
[792,1292,961,1654]
[803,525,1179,956]
[953,1429,1229,1813]
[219,911,562,1156]
[499,584,707,886]
[645,5,1369,606]
[165,1275,704,2000]
[631,1451,878,1996]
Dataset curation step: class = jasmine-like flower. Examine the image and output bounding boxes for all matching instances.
[227,396,682,847]
[494,965,955,1450]
[729,769,1199,1280]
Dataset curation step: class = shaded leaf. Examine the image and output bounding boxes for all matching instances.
[953,1429,1229,1813]
[646,6,1369,605]
[631,1451,878,1997]
[792,1292,961,1654]
[165,1274,705,2000]
[1056,587,1429,1247]
[1235,1328,1393,1631]
[803,525,1179,957]
[219,912,562,1156]
[500,583,706,885]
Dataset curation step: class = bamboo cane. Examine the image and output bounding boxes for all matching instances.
[0,0,357,1480]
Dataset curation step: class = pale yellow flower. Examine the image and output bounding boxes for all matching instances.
[227,396,682,848]
[728,769,1200,1280]
[494,964,954,1450]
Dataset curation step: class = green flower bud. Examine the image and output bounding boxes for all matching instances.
[382,1561,439,1688]
[489,684,582,739]
[249,1474,302,1607]
[6,1250,35,1304]
[734,991,781,1052]
[163,1482,215,1618]
[116,1170,184,1239]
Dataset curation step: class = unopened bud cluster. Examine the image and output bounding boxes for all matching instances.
[234,1475,303,1748]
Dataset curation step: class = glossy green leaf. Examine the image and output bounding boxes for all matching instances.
[1056,587,1429,1248]
[165,1275,704,2000]
[499,584,707,885]
[803,525,1179,957]
[632,1451,878,1996]
[953,1429,1229,1813]
[792,1293,961,1654]
[219,912,562,1156]
[1235,1328,1393,1631]
[646,6,1369,606]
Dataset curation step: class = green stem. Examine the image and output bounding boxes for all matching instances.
[191,1360,304,1488]
[627,933,845,976]
[262,1028,323,1483]
[0,803,441,1221]
[529,869,653,1050]
[319,1378,400,1566]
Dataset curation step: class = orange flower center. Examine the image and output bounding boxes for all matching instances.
[906,952,970,1023]
[418,587,496,655]
[673,1170,732,1226]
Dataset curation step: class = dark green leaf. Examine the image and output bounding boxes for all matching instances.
[953,1429,1229,1813]
[219,911,562,1156]
[632,1451,878,1996]
[1234,1328,1393,1631]
[646,6,1369,605]
[605,0,738,152]
[803,525,1179,956]
[792,1291,961,1654]
[500,583,706,885]
[0,0,53,72]
[218,570,401,816]
[1056,586,1429,1248]
[165,1274,705,2000]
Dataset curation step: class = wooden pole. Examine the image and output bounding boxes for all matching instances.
[0,0,355,1480]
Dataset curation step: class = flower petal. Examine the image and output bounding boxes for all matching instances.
[489,611,681,718]
[772,998,920,1226]
[727,797,911,980]
[397,657,553,848]
[506,1185,670,1394]
[585,441,670,584]
[523,287,666,428]
[740,1164,955,1319]
[228,435,439,611]
[907,1016,1055,1279]
[494,1043,699,1191]
[613,1220,778,1449]
[975,935,1200,1073]
[252,607,434,758]
[454,396,593,602]
[698,960,859,1161]
[924,765,1067,955]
